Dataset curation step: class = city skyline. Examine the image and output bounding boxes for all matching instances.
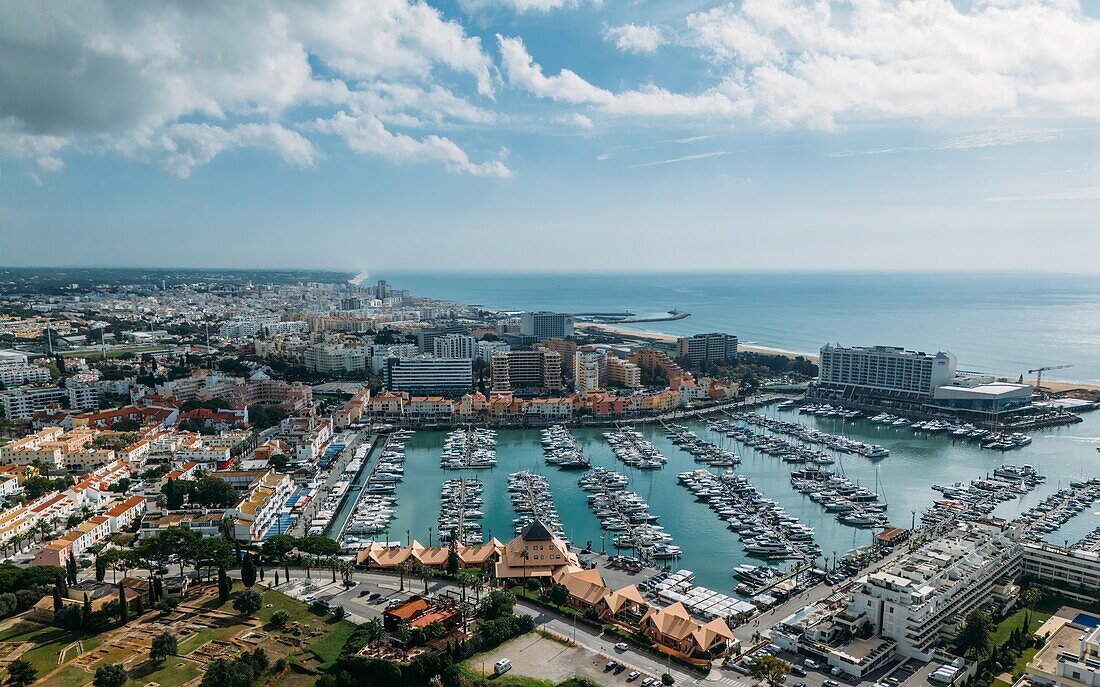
[3,1,1100,271]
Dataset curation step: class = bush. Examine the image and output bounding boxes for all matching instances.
[270,609,291,629]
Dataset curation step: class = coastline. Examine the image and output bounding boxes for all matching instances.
[576,322,1100,392]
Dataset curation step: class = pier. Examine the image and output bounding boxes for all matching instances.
[579,468,679,564]
[507,471,568,542]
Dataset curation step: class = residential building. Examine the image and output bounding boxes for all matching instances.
[574,350,605,393]
[431,334,477,360]
[676,332,739,367]
[1021,541,1100,602]
[606,355,641,389]
[639,602,738,658]
[304,343,368,373]
[386,357,473,395]
[843,522,1020,661]
[0,386,68,420]
[224,470,296,542]
[370,343,419,373]
[520,312,574,341]
[140,512,226,539]
[536,339,578,378]
[1022,615,1100,687]
[476,340,510,363]
[66,379,99,411]
[0,364,51,388]
[490,349,563,393]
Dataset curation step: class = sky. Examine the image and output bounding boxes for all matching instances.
[1,0,1099,272]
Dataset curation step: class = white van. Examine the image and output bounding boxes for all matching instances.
[494,659,512,676]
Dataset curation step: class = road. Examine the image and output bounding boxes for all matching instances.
[292,429,373,536]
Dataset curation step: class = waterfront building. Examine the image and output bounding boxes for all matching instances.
[629,349,693,387]
[1021,613,1100,687]
[927,381,1034,422]
[386,356,473,395]
[639,602,738,659]
[490,349,563,394]
[432,333,477,359]
[676,333,739,367]
[1020,541,1100,603]
[843,522,1019,661]
[304,343,368,373]
[817,344,957,406]
[495,519,579,580]
[520,312,574,341]
[370,343,420,373]
[537,339,579,378]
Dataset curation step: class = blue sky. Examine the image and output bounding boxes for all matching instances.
[2,0,1099,272]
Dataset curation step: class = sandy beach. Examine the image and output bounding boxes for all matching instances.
[577,322,1100,392]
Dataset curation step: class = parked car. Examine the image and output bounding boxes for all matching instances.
[804,659,819,669]
[493,659,512,676]
[614,664,627,675]
[627,671,641,682]
[791,667,807,677]
[358,590,370,597]
[831,667,844,677]
[824,680,841,687]
[368,592,382,601]
[641,678,655,687]
[606,661,618,672]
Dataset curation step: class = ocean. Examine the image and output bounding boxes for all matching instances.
[387,271,1100,384]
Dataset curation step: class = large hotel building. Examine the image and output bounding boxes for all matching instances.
[817,344,957,404]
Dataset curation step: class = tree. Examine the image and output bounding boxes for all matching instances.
[53,583,63,612]
[957,609,994,660]
[118,583,129,624]
[1021,588,1043,631]
[241,553,257,589]
[193,476,237,508]
[480,590,516,620]
[95,554,106,582]
[269,609,291,629]
[150,632,178,661]
[360,618,385,646]
[233,590,263,616]
[82,592,92,628]
[218,566,231,602]
[548,583,570,607]
[749,656,790,687]
[194,537,234,581]
[93,664,127,687]
[4,658,36,687]
[446,539,460,576]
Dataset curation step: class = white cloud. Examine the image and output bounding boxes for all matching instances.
[555,113,594,129]
[603,24,665,54]
[629,151,730,167]
[158,123,318,179]
[0,1,498,177]
[497,35,747,117]
[685,0,1100,129]
[311,111,511,177]
[459,0,593,13]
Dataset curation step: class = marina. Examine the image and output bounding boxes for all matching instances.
[354,408,1100,592]
[662,422,741,467]
[441,426,498,469]
[604,427,667,469]
[540,424,592,470]
[579,467,680,562]
[507,471,569,543]
[736,411,890,458]
[437,478,485,545]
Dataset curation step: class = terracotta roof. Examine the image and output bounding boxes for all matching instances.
[642,602,696,642]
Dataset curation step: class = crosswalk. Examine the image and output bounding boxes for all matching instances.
[714,676,754,687]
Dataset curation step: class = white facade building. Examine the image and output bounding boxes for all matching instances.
[0,364,51,388]
[432,334,477,360]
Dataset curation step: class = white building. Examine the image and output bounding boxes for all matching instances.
[0,364,51,388]
[432,334,477,360]
[0,386,68,420]
[370,343,419,373]
[574,351,605,394]
[520,312,574,341]
[818,344,957,403]
[386,356,473,395]
[67,380,99,411]
[1020,541,1100,600]
[304,344,368,373]
[843,522,1019,661]
[477,340,510,363]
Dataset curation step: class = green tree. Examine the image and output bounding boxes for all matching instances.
[446,539,460,576]
[269,609,291,629]
[1021,588,1044,631]
[95,554,106,582]
[150,631,178,661]
[749,656,790,687]
[480,590,516,620]
[232,590,263,616]
[92,663,127,687]
[218,566,231,602]
[957,609,994,660]
[4,658,36,687]
[548,583,570,607]
[118,583,128,624]
[193,476,237,508]
[241,553,257,589]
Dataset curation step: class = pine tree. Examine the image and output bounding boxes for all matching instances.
[134,594,144,617]
[53,583,64,612]
[153,576,163,603]
[81,592,92,628]
[241,553,257,589]
[118,584,129,624]
[218,566,230,602]
[67,556,78,585]
[95,554,106,582]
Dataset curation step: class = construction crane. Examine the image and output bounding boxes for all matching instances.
[1027,364,1073,391]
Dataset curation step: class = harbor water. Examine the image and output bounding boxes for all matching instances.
[369,408,1100,592]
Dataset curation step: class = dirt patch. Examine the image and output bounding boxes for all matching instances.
[465,633,658,685]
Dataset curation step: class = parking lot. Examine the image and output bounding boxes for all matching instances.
[468,633,668,686]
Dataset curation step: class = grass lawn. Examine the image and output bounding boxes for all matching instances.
[993,679,1012,687]
[44,664,93,687]
[1013,647,1039,675]
[458,664,555,687]
[124,658,203,687]
[992,608,1052,646]
[0,622,91,676]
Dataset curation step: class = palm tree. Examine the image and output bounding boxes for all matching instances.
[419,566,434,595]
[455,570,472,603]
[519,549,529,583]
[472,570,485,602]
[302,555,313,579]
[397,561,408,591]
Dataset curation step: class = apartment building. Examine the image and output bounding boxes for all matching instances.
[817,344,957,403]
[476,340,510,363]
[140,512,225,539]
[66,380,99,411]
[0,386,68,420]
[606,355,641,389]
[519,312,574,341]
[574,351,604,393]
[224,379,312,411]
[0,364,51,388]
[490,349,563,393]
[1021,541,1100,601]
[676,332,739,368]
[536,339,578,378]
[370,343,419,373]
[224,470,296,543]
[386,356,473,395]
[843,522,1020,661]
[432,334,477,360]
[304,343,368,373]
[0,426,66,468]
